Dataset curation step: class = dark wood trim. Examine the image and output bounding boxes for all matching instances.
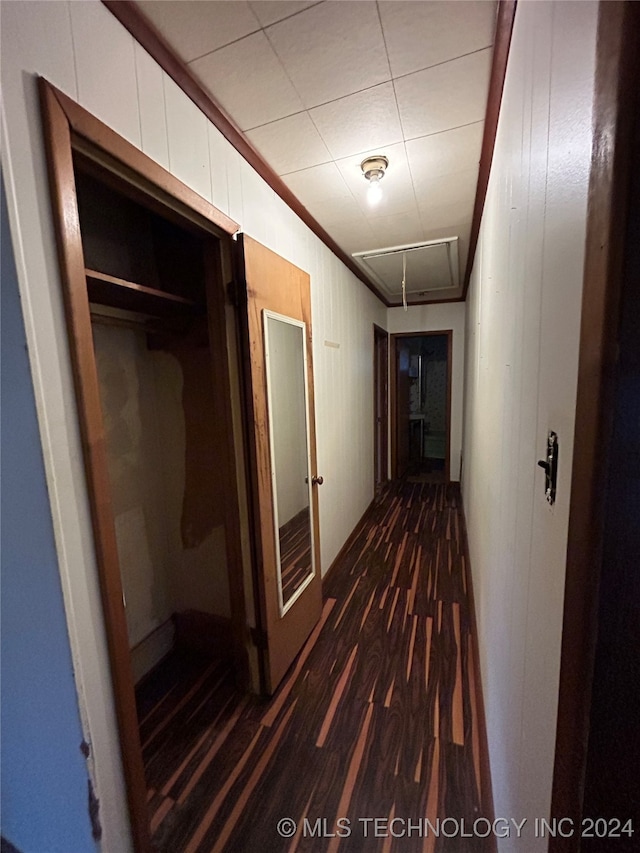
[39,77,252,851]
[321,497,376,593]
[373,324,389,486]
[550,2,639,847]
[390,331,453,482]
[445,330,453,483]
[459,499,497,850]
[203,239,251,690]
[38,78,151,853]
[462,0,517,299]
[101,0,515,311]
[101,0,389,307]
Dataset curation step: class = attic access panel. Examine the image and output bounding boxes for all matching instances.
[353,237,460,302]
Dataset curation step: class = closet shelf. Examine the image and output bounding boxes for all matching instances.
[85,269,203,317]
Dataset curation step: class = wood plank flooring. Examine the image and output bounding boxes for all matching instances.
[279,507,312,604]
[138,481,486,852]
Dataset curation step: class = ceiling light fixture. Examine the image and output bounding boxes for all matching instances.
[361,155,388,207]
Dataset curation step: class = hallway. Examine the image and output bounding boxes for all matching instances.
[140,481,485,852]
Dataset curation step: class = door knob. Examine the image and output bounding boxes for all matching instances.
[312,475,324,486]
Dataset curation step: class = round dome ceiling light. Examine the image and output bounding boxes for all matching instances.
[361,155,389,206]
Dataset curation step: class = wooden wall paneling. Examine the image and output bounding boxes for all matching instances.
[39,78,151,853]
[47,81,238,238]
[550,2,639,845]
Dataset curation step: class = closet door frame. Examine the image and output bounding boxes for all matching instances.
[39,78,246,852]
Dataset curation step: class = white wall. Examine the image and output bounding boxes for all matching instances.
[462,2,597,848]
[387,303,465,479]
[0,2,385,849]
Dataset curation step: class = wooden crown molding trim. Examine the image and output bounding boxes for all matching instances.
[103,0,515,310]
[462,0,518,300]
[102,0,390,307]
[44,80,239,237]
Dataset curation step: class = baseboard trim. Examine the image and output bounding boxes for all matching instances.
[458,492,497,851]
[130,618,175,684]
[322,495,377,592]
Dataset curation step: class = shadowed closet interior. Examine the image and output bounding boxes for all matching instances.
[71,151,246,844]
[79,164,235,677]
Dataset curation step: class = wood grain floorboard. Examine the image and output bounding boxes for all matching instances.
[137,481,487,852]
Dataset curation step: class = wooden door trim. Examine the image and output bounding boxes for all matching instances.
[43,80,238,238]
[390,331,453,481]
[39,78,248,851]
[550,2,639,843]
[373,324,389,486]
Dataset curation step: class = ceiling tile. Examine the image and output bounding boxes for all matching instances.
[137,1,260,63]
[369,211,426,248]
[281,162,352,205]
[190,31,304,130]
[336,142,417,219]
[310,83,403,160]
[249,1,320,28]
[406,122,484,185]
[331,217,379,256]
[417,166,479,211]
[246,112,332,174]
[266,1,390,108]
[378,1,497,79]
[395,49,492,140]
[310,196,366,228]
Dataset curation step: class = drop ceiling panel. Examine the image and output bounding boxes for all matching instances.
[137,0,260,63]
[310,83,403,160]
[417,166,480,210]
[378,0,497,78]
[281,162,352,206]
[246,112,331,174]
[325,217,377,256]
[395,48,493,139]
[406,122,485,183]
[190,31,305,131]
[249,1,320,28]
[265,1,391,108]
[310,196,367,228]
[133,0,498,305]
[369,212,426,249]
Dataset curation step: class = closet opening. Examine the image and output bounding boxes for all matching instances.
[390,331,452,482]
[40,78,252,851]
[78,154,250,846]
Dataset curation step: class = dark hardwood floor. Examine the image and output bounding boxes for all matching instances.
[137,481,486,852]
[279,507,312,604]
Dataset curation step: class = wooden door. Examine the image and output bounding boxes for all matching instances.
[374,326,388,487]
[396,342,412,478]
[236,235,323,694]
